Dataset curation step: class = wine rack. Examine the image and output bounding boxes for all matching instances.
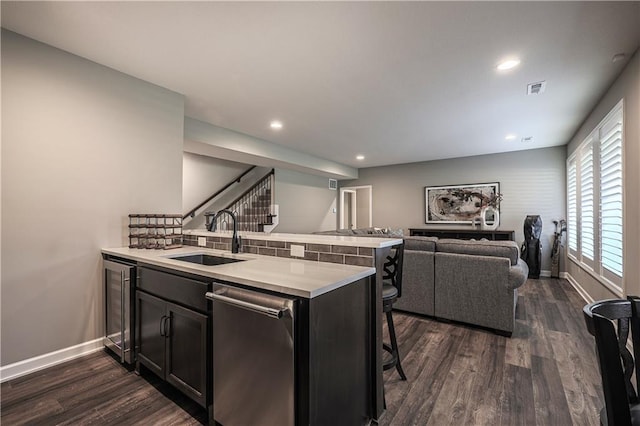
[128,214,182,249]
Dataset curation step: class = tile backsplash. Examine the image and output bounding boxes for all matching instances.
[183,234,374,267]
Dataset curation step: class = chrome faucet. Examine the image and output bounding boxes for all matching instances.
[207,209,242,253]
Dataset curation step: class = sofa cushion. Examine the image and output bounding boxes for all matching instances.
[434,252,514,333]
[384,227,405,237]
[313,229,355,235]
[436,239,520,265]
[394,250,435,316]
[314,227,405,237]
[403,236,437,252]
[352,228,374,235]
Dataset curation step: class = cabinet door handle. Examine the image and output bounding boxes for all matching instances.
[160,315,166,337]
[163,316,170,338]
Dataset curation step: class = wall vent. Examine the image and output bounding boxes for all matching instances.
[328,179,337,190]
[527,81,547,95]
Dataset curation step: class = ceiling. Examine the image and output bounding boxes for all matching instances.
[2,1,639,169]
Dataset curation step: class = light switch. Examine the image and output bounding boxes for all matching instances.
[198,237,207,247]
[290,244,305,257]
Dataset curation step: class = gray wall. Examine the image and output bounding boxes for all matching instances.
[1,31,185,365]
[356,187,371,228]
[566,50,640,299]
[274,169,337,233]
[341,146,566,273]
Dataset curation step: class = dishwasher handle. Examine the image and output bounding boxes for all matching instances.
[205,291,289,319]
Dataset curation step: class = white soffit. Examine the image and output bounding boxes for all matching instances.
[184,118,358,180]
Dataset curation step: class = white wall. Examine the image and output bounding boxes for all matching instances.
[1,31,185,366]
[341,146,566,273]
[566,50,640,299]
[182,152,250,214]
[182,152,272,230]
[274,169,337,233]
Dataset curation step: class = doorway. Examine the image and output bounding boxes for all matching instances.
[339,186,372,229]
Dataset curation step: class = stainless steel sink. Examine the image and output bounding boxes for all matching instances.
[169,254,245,266]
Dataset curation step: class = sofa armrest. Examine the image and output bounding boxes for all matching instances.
[508,258,529,290]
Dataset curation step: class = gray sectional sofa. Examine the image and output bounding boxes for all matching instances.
[395,236,529,336]
[314,228,529,335]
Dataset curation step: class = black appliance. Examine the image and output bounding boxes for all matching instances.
[521,215,542,279]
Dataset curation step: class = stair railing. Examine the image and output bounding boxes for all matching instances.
[207,169,276,233]
[183,166,256,221]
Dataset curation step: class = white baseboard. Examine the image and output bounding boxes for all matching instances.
[566,273,595,304]
[535,270,568,279]
[0,338,104,383]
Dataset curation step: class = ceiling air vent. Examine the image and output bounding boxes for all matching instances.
[522,136,534,143]
[328,179,337,190]
[527,81,547,95]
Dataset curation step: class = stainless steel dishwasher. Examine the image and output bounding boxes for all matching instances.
[206,283,295,426]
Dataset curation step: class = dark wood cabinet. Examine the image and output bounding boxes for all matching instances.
[409,228,515,241]
[165,302,207,404]
[136,267,209,409]
[137,291,166,377]
[132,264,374,424]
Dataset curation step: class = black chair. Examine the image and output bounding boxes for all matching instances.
[382,243,407,381]
[584,297,640,425]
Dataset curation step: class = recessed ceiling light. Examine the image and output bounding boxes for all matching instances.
[270,121,283,130]
[505,134,517,141]
[356,155,365,161]
[497,58,521,71]
[612,53,626,63]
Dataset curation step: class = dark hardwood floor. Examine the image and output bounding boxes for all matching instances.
[381,277,602,426]
[1,278,602,425]
[0,355,208,425]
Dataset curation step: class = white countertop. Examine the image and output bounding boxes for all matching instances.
[184,229,402,248]
[102,246,376,299]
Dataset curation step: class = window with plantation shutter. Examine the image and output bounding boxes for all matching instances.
[567,158,577,253]
[580,141,595,263]
[600,110,623,281]
[566,99,624,293]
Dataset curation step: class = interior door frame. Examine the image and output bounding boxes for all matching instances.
[340,185,372,229]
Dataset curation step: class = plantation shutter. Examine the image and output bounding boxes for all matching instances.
[599,112,623,279]
[567,158,578,253]
[566,100,624,294]
[580,141,595,262]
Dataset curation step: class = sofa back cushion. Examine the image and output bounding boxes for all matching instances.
[403,236,437,252]
[436,239,519,265]
[313,229,355,235]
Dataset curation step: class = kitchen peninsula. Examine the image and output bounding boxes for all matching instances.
[103,232,401,425]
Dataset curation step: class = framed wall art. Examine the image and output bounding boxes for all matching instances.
[425,182,500,224]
